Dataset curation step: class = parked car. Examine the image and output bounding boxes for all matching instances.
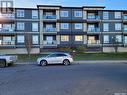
[37,53,73,66]
[0,54,17,68]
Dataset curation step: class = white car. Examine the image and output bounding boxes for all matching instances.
[37,53,73,66]
[0,54,17,68]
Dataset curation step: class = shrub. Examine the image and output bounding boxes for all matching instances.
[74,46,86,54]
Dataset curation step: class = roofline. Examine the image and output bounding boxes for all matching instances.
[37,5,61,8]
[84,6,105,8]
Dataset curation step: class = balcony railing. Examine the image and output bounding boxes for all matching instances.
[124,29,127,32]
[88,28,100,32]
[0,41,15,46]
[87,16,100,20]
[43,41,57,46]
[0,28,14,33]
[88,40,100,44]
[123,16,127,20]
[43,15,56,19]
[0,14,15,19]
[43,28,56,32]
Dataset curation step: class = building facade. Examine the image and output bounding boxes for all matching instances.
[0,3,127,54]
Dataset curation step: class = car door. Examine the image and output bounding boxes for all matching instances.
[55,54,65,63]
[47,54,58,64]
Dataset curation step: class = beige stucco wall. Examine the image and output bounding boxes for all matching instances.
[103,47,127,52]
[0,48,40,54]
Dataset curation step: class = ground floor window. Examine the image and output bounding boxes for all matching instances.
[75,35,83,41]
[17,35,24,43]
[61,35,69,41]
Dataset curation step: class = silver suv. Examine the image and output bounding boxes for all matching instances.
[37,53,73,66]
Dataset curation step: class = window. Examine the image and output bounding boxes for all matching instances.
[124,25,127,31]
[17,35,24,43]
[103,12,109,19]
[74,11,82,17]
[75,36,83,41]
[32,23,38,31]
[32,10,38,19]
[74,23,82,29]
[115,23,121,30]
[17,22,25,30]
[115,12,121,19]
[88,24,95,31]
[32,35,38,44]
[116,35,122,43]
[103,35,109,43]
[124,36,127,44]
[61,23,69,29]
[88,13,95,19]
[103,23,109,31]
[17,10,24,17]
[61,35,69,41]
[60,11,68,17]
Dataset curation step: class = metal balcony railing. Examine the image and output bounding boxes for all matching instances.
[43,41,57,45]
[0,41,15,46]
[123,16,127,20]
[87,16,100,20]
[88,40,100,44]
[88,28,100,32]
[43,15,56,19]
[0,28,14,33]
[43,28,56,32]
[0,14,15,19]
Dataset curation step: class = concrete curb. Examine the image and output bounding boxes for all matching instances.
[15,60,127,65]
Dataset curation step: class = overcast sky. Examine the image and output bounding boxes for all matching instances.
[13,0,127,10]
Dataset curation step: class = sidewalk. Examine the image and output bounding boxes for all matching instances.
[16,60,127,64]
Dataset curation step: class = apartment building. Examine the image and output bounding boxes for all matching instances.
[0,3,127,54]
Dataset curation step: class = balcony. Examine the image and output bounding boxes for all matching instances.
[43,28,56,32]
[87,40,101,46]
[0,28,15,35]
[43,15,56,20]
[123,16,127,20]
[0,14,15,21]
[87,28,100,33]
[43,40,57,46]
[0,41,15,47]
[87,16,100,21]
[124,29,127,32]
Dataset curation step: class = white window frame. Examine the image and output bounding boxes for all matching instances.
[115,23,121,30]
[61,35,69,41]
[115,12,121,19]
[61,23,69,29]
[103,23,109,31]
[32,23,38,31]
[17,22,25,30]
[74,11,82,17]
[32,10,38,19]
[74,23,82,29]
[17,10,25,17]
[60,11,69,17]
[17,35,24,43]
[75,36,83,41]
[32,35,38,44]
[103,35,109,43]
[103,12,109,19]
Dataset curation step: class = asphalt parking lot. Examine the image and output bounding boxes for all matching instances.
[0,62,127,95]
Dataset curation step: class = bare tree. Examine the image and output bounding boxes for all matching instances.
[24,32,32,58]
[112,37,119,53]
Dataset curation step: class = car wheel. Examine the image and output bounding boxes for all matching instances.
[40,60,47,66]
[63,59,70,66]
[0,60,6,68]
